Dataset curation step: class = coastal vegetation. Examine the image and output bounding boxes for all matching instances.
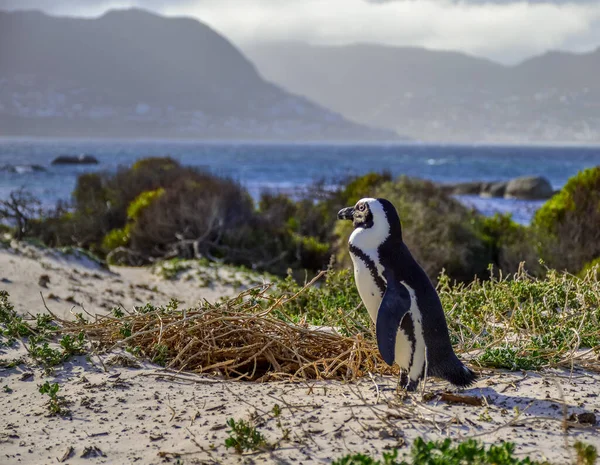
[1,263,599,379]
[2,157,598,282]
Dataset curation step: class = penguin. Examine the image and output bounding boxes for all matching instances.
[337,197,476,391]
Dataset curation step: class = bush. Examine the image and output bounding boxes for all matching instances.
[101,226,130,252]
[127,188,165,220]
[20,163,545,281]
[32,157,298,271]
[333,437,551,465]
[335,177,493,282]
[0,188,42,240]
[532,166,600,273]
[478,213,541,276]
[336,171,392,207]
[127,177,256,258]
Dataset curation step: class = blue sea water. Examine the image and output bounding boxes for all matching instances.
[1,138,600,224]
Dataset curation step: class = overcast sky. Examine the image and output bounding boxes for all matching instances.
[1,0,599,63]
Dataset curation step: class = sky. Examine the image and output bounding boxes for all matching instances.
[1,0,599,64]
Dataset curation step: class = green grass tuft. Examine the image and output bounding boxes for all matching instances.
[224,418,267,453]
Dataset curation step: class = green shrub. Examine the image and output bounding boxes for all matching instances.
[336,177,493,282]
[333,438,551,465]
[101,188,165,254]
[131,156,179,172]
[224,418,267,453]
[0,290,33,344]
[18,164,555,281]
[336,171,392,206]
[477,213,540,276]
[575,441,598,465]
[532,166,600,273]
[439,266,600,369]
[102,226,130,252]
[127,188,165,220]
[127,177,257,260]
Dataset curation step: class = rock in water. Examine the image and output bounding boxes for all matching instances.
[439,182,483,195]
[0,164,47,173]
[51,154,99,165]
[480,181,507,198]
[504,176,553,200]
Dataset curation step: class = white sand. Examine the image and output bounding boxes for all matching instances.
[1,359,599,464]
[0,241,261,320]
[1,241,599,464]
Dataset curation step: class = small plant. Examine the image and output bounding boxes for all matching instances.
[0,291,33,344]
[35,314,56,334]
[575,441,598,465]
[59,332,86,356]
[272,404,281,417]
[333,450,399,465]
[73,313,88,325]
[155,259,193,280]
[120,322,132,338]
[38,381,68,416]
[29,339,63,368]
[477,346,543,371]
[0,357,24,368]
[112,307,125,318]
[3,385,13,393]
[224,418,267,453]
[478,408,493,423]
[333,438,551,465]
[151,344,170,366]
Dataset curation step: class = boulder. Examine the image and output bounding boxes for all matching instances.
[504,176,553,200]
[51,154,99,165]
[440,182,483,196]
[480,181,507,198]
[0,164,47,173]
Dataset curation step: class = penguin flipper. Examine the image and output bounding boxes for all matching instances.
[376,271,412,366]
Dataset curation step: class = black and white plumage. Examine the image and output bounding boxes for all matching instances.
[338,197,476,391]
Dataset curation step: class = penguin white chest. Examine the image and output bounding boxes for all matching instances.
[350,251,383,323]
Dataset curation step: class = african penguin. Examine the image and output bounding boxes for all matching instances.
[338,198,476,391]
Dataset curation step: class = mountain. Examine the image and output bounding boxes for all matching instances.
[245,42,600,143]
[0,10,397,141]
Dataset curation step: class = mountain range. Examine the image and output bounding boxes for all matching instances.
[246,42,600,143]
[2,8,599,143]
[0,9,396,141]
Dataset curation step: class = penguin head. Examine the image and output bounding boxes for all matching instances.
[338,198,402,248]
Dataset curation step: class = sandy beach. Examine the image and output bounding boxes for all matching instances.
[0,241,262,320]
[1,240,599,464]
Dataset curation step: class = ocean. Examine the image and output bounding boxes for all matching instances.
[2,138,600,224]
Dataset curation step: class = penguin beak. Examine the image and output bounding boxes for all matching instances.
[337,207,354,221]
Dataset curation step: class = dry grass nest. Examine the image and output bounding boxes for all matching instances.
[56,274,397,382]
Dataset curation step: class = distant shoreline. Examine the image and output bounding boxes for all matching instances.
[2,136,600,149]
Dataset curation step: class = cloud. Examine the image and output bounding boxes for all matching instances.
[165,0,600,63]
[1,0,599,63]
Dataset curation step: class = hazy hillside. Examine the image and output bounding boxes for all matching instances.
[245,42,600,143]
[0,10,397,141]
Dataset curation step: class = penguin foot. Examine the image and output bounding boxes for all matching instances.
[405,379,419,392]
[399,371,409,387]
[395,372,409,397]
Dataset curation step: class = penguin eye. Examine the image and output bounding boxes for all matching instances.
[358,203,366,212]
